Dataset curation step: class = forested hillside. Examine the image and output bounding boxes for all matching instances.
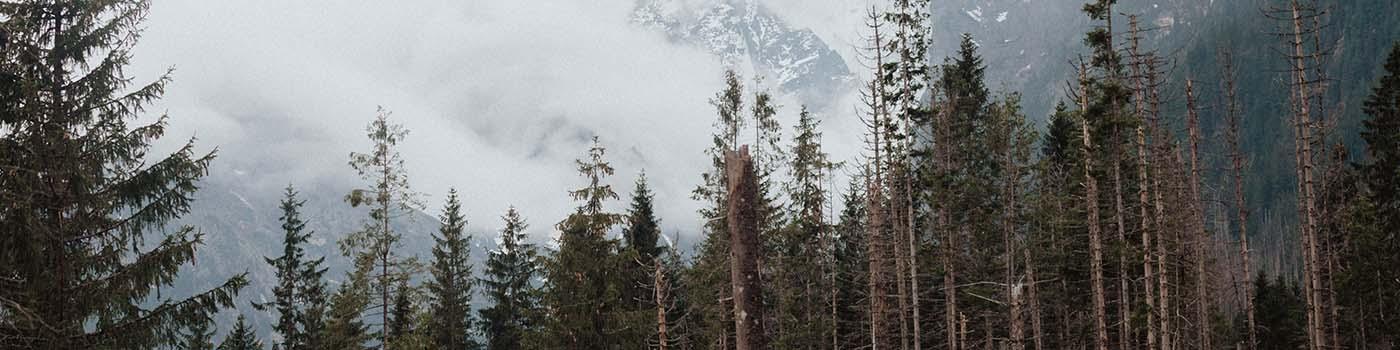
[3,0,1399,350]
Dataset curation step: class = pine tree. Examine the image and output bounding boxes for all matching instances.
[180,316,218,350]
[387,280,425,350]
[1338,42,1400,347]
[541,136,625,348]
[620,172,662,309]
[479,206,541,350]
[0,1,248,349]
[834,177,870,350]
[685,70,745,349]
[340,107,425,348]
[321,275,372,350]
[219,315,264,350]
[774,106,836,350]
[427,189,481,350]
[258,185,328,350]
[618,172,664,347]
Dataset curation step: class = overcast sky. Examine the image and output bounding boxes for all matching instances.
[131,0,874,243]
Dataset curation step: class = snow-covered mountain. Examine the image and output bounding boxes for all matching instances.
[631,0,855,112]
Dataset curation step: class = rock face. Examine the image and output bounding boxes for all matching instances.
[631,0,854,112]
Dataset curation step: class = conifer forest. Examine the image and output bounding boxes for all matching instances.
[5,0,1400,349]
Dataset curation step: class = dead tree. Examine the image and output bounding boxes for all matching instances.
[726,146,766,350]
[1185,79,1211,350]
[655,260,670,350]
[1126,15,1159,350]
[1265,2,1328,348]
[1220,49,1258,350]
[1075,63,1110,350]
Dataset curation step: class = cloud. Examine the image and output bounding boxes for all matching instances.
[130,0,746,241]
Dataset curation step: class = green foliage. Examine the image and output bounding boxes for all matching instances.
[339,108,425,347]
[219,315,264,350]
[478,206,541,350]
[1337,42,1400,347]
[1250,274,1306,350]
[772,106,837,350]
[320,275,372,350]
[427,189,481,350]
[257,186,329,350]
[833,179,870,350]
[180,316,218,350]
[540,137,629,348]
[0,1,248,349]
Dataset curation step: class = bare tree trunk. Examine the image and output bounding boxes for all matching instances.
[1148,61,1173,350]
[656,260,669,350]
[1025,246,1043,350]
[1221,50,1258,350]
[1077,65,1110,350]
[1004,137,1024,350]
[1286,3,1325,349]
[1126,17,1159,350]
[1185,79,1211,350]
[726,146,766,350]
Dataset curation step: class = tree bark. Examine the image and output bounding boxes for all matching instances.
[1186,79,1211,350]
[1078,66,1110,350]
[726,146,767,350]
[1221,50,1258,350]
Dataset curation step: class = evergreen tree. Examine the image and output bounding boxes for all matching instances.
[299,264,330,350]
[180,316,218,350]
[773,106,836,349]
[618,172,664,347]
[258,185,328,350]
[427,189,481,350]
[479,206,541,350]
[388,279,421,346]
[624,172,663,263]
[541,136,626,348]
[321,276,372,350]
[684,69,744,349]
[219,315,264,350]
[340,107,425,348]
[1251,274,1307,350]
[833,177,870,350]
[0,1,248,349]
[1339,42,1400,346]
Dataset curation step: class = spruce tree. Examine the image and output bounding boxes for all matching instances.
[1339,42,1400,346]
[219,315,264,350]
[774,106,836,350]
[340,107,425,348]
[833,177,870,350]
[180,316,218,350]
[258,185,328,350]
[541,136,625,348]
[0,1,247,349]
[623,172,662,263]
[427,189,480,350]
[479,206,541,350]
[618,172,664,346]
[321,278,372,350]
[685,70,744,349]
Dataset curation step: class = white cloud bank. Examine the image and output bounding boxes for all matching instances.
[129,0,870,244]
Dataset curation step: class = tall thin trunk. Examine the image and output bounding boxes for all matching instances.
[1286,2,1325,349]
[1148,61,1173,350]
[1078,65,1110,350]
[1003,126,1024,350]
[1128,16,1159,350]
[1185,79,1210,350]
[656,260,669,350]
[1025,247,1043,350]
[1221,50,1258,350]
